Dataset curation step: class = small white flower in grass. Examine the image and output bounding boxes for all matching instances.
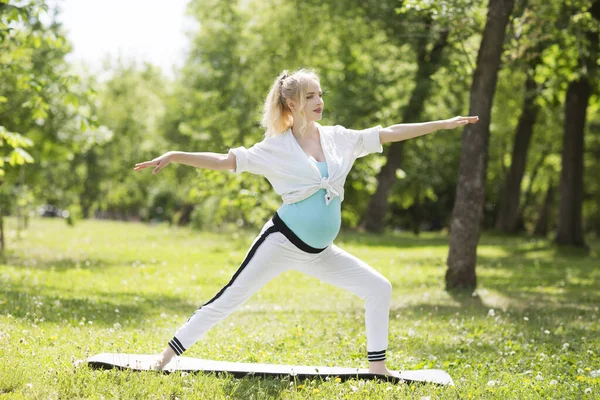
[181,372,188,377]
[563,343,569,350]
[549,380,558,385]
[536,373,544,381]
[578,368,584,374]
[160,313,167,318]
[544,330,550,334]
[585,388,592,394]
[113,322,121,329]
[590,370,600,378]
[350,385,358,393]
[524,317,529,321]
[25,383,33,389]
[115,309,119,313]
[487,380,499,387]
[419,396,431,400]
[488,309,495,317]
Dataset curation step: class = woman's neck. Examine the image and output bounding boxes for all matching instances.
[292,120,318,139]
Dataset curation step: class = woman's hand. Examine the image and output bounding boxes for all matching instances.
[134,152,174,174]
[444,116,479,129]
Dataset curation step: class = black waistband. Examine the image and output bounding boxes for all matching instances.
[272,213,328,254]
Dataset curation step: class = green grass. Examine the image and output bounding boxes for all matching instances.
[1,217,599,399]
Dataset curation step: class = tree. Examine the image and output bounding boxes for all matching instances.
[446,0,515,289]
[0,0,98,251]
[533,180,554,236]
[555,0,599,247]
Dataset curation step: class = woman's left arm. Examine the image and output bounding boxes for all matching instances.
[379,116,479,144]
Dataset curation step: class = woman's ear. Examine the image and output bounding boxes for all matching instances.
[286,99,296,111]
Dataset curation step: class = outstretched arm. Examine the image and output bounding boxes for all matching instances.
[379,116,479,144]
[134,151,236,174]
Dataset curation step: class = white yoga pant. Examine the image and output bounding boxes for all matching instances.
[168,213,392,362]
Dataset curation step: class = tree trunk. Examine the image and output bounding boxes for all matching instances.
[533,182,554,236]
[555,78,590,247]
[517,147,550,226]
[555,0,598,246]
[411,184,422,236]
[495,73,540,233]
[0,215,4,255]
[80,148,100,219]
[363,25,449,233]
[446,0,515,290]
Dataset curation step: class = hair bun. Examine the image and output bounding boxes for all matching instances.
[279,71,289,85]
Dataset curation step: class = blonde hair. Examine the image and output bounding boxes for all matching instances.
[261,68,320,138]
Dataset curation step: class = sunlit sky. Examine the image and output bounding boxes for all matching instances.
[48,0,193,79]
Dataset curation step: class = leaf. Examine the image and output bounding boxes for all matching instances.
[2,131,33,148]
[65,93,80,107]
[9,148,34,166]
[32,107,48,120]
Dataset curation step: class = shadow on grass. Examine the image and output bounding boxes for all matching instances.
[476,251,600,306]
[223,376,292,399]
[390,290,487,318]
[0,283,200,327]
[3,252,153,272]
[338,231,600,262]
[387,299,597,371]
[337,231,449,249]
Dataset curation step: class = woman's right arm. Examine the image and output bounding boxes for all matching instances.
[134,151,236,175]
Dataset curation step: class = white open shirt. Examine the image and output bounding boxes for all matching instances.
[228,123,383,206]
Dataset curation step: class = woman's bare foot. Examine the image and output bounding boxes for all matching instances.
[369,360,392,376]
[152,346,176,371]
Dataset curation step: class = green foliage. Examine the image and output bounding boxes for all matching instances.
[0,126,34,178]
[2,0,599,237]
[0,0,97,232]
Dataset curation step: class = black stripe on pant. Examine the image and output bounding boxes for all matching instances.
[367,349,387,362]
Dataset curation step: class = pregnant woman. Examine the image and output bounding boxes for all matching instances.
[134,68,478,375]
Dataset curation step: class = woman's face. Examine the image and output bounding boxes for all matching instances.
[299,79,324,122]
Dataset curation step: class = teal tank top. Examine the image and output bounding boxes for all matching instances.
[277,160,341,248]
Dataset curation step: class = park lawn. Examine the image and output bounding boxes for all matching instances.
[1,217,599,399]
